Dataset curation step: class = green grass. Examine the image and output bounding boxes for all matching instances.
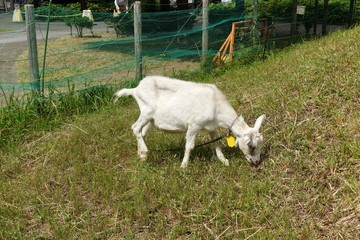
[1,26,359,239]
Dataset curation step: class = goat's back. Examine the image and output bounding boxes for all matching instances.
[132,76,233,130]
[138,76,201,91]
[135,76,223,104]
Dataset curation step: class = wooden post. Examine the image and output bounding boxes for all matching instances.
[134,1,142,82]
[25,5,40,93]
[202,0,208,63]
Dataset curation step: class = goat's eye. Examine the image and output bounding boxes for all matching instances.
[243,135,250,144]
[256,134,263,141]
[249,145,256,154]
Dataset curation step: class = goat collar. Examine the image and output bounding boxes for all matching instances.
[229,115,244,129]
[227,116,239,135]
[227,115,248,136]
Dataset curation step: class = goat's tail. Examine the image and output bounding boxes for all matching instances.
[113,88,135,103]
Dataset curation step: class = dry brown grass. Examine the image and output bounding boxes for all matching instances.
[16,32,201,90]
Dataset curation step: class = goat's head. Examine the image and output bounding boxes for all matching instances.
[235,114,266,166]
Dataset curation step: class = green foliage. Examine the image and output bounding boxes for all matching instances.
[64,16,94,37]
[234,45,263,64]
[92,11,113,22]
[325,0,356,24]
[35,2,112,22]
[259,0,360,25]
[258,0,292,20]
[88,2,113,13]
[105,14,134,37]
[208,2,239,26]
[0,85,116,148]
[35,3,80,22]
[66,2,81,11]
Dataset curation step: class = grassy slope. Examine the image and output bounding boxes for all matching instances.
[1,27,359,239]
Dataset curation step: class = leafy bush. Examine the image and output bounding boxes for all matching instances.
[88,3,113,13]
[66,2,81,11]
[259,0,359,25]
[258,0,292,20]
[105,14,134,37]
[92,12,113,22]
[35,3,80,22]
[35,2,112,23]
[208,2,239,26]
[234,45,263,64]
[64,16,94,37]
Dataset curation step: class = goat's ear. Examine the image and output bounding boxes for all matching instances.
[254,114,266,131]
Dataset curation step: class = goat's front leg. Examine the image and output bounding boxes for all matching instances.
[181,126,199,169]
[131,117,150,161]
[141,122,152,137]
[209,131,229,166]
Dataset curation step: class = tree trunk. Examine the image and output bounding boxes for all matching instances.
[348,0,355,28]
[313,0,319,35]
[33,0,41,8]
[160,0,171,11]
[322,0,329,35]
[81,0,88,11]
[290,0,298,35]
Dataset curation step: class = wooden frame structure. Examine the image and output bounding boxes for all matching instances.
[213,18,271,65]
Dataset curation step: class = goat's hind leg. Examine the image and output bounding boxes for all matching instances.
[209,131,229,166]
[132,116,151,161]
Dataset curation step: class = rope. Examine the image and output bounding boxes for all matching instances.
[154,116,239,152]
[41,0,52,96]
[153,135,225,152]
[34,13,82,18]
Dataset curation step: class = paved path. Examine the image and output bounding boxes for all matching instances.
[0,12,108,83]
[0,12,109,105]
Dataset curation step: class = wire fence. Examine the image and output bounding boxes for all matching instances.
[0,2,353,107]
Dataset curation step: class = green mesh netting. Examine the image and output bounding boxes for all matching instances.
[1,2,251,97]
[1,0,353,102]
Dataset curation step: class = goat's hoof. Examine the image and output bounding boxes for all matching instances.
[180,162,188,169]
[223,159,229,166]
[138,152,148,161]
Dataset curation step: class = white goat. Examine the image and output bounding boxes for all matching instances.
[114,76,266,168]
